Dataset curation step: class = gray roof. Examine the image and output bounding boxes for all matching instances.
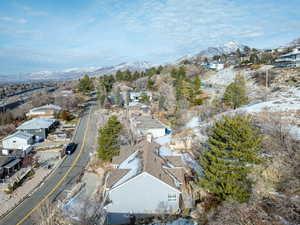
[3,131,33,141]
[0,157,14,167]
[30,104,62,112]
[133,116,166,130]
[17,118,55,130]
[110,140,185,190]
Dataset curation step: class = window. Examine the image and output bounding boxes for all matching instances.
[168,194,177,201]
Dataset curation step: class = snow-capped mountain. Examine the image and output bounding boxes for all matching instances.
[94,61,154,75]
[178,41,247,61]
[285,37,300,48]
[21,61,155,81]
[196,41,246,58]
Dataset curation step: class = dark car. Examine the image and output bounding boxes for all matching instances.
[65,142,77,155]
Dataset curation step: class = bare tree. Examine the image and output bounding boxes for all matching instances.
[32,200,69,225]
[31,91,54,107]
[77,195,106,225]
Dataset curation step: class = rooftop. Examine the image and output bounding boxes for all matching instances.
[3,131,33,141]
[0,156,15,167]
[17,118,56,130]
[132,116,166,130]
[30,104,62,113]
[108,140,185,190]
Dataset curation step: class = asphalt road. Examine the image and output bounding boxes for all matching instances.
[0,103,97,225]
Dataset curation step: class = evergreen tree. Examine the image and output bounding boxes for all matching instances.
[158,95,166,110]
[223,74,248,109]
[250,53,259,64]
[116,70,123,81]
[147,78,156,91]
[97,116,122,161]
[198,115,262,202]
[171,68,178,78]
[113,87,123,107]
[178,66,186,78]
[139,93,150,104]
[78,75,94,93]
[190,76,205,105]
[236,49,241,58]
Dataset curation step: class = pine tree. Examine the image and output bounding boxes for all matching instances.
[97,116,122,161]
[158,95,166,110]
[223,74,248,109]
[113,87,123,107]
[78,75,94,93]
[198,115,262,202]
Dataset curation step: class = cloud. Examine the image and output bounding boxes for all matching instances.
[1,0,300,74]
[0,17,27,24]
[15,3,48,16]
[115,0,296,55]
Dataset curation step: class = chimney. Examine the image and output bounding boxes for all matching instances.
[146,134,152,143]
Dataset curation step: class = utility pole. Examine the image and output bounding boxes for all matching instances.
[265,69,269,88]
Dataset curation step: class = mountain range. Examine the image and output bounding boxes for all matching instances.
[178,41,247,62]
[0,61,155,83]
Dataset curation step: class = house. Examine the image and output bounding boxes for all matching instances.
[275,46,300,67]
[0,156,22,179]
[26,104,62,118]
[16,118,56,140]
[129,91,152,102]
[127,102,151,116]
[2,131,34,150]
[130,116,167,138]
[240,54,250,62]
[209,62,225,71]
[105,140,186,215]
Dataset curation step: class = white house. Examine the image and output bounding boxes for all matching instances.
[106,172,181,214]
[129,91,152,102]
[130,116,167,138]
[105,141,185,214]
[275,46,300,67]
[209,62,225,71]
[26,104,62,118]
[2,131,34,150]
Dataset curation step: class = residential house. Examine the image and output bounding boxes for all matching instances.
[275,46,300,67]
[0,156,22,179]
[129,91,152,102]
[209,62,225,71]
[130,116,167,138]
[105,140,186,215]
[26,104,62,118]
[16,118,56,140]
[2,131,34,153]
[127,102,151,116]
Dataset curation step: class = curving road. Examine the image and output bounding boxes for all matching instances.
[0,102,97,225]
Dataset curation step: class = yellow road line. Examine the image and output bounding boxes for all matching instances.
[15,108,92,225]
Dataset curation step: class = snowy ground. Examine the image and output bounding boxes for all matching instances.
[203,66,237,87]
[154,134,172,145]
[191,86,300,141]
[151,218,196,225]
[185,117,200,129]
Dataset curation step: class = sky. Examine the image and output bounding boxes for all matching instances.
[0,0,300,75]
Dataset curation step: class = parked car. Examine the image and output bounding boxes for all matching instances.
[65,142,77,155]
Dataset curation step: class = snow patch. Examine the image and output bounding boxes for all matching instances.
[154,135,171,145]
[185,117,200,129]
[159,146,181,156]
[182,153,203,175]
